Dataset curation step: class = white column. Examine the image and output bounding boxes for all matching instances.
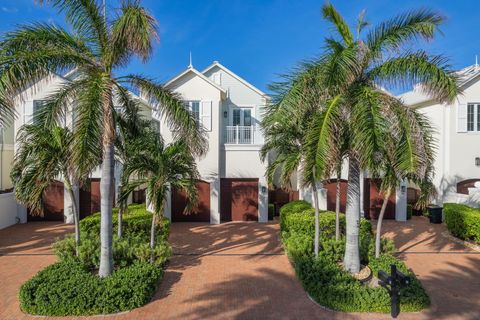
[17,203,27,224]
[395,179,407,221]
[163,188,172,220]
[210,179,220,224]
[63,184,79,224]
[258,177,268,222]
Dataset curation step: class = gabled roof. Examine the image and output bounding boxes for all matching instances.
[165,66,227,94]
[202,61,270,100]
[398,64,480,107]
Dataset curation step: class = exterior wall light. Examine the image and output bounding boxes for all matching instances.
[261,186,267,194]
[401,185,406,194]
[476,157,480,166]
[223,111,228,118]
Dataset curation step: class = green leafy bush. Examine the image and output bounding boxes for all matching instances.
[54,204,171,268]
[444,203,480,243]
[407,204,413,220]
[19,261,162,316]
[22,204,171,316]
[280,200,429,312]
[279,200,312,231]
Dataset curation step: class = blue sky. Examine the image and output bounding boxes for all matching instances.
[0,0,478,94]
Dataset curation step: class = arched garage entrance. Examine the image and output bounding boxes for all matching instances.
[221,178,258,222]
[456,179,480,194]
[172,180,211,222]
[27,180,64,221]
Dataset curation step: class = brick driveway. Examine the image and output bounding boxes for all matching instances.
[0,218,479,319]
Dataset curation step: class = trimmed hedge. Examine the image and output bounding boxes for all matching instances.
[279,200,429,313]
[20,261,162,316]
[444,203,480,243]
[20,204,171,316]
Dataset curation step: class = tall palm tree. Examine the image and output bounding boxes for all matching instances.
[120,131,199,263]
[0,0,207,277]
[270,4,459,273]
[11,125,82,255]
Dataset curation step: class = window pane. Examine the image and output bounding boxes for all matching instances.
[468,104,474,131]
[33,100,46,124]
[191,102,200,123]
[243,109,252,126]
[477,105,480,131]
[233,109,241,126]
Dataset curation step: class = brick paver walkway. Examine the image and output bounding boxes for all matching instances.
[1,217,479,319]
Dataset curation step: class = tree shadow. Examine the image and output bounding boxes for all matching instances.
[0,221,72,256]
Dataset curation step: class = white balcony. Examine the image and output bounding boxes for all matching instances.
[225,125,259,144]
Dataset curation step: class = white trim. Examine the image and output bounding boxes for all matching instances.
[202,61,270,99]
[165,67,227,94]
[222,144,262,151]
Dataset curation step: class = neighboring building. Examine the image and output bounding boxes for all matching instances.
[398,64,480,206]
[155,61,270,223]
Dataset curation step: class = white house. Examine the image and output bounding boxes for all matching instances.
[398,64,480,207]
[154,61,270,223]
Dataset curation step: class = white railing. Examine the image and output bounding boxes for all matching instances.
[225,126,256,144]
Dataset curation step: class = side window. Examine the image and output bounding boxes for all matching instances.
[191,101,200,124]
[467,104,474,131]
[33,100,47,124]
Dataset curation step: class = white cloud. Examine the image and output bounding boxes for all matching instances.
[1,7,19,13]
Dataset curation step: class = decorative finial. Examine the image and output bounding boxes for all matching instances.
[188,51,193,68]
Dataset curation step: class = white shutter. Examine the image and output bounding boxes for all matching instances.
[24,101,34,124]
[201,101,212,131]
[457,103,468,133]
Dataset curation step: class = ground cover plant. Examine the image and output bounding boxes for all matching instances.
[280,200,429,313]
[444,203,480,243]
[19,204,171,316]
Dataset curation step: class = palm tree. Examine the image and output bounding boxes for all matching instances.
[0,0,207,277]
[120,130,199,263]
[270,4,459,273]
[11,125,82,255]
[374,105,436,258]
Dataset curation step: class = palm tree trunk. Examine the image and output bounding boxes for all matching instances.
[335,174,341,241]
[375,190,391,258]
[312,182,320,258]
[65,180,80,256]
[150,211,157,264]
[117,203,124,239]
[99,142,115,277]
[343,155,361,273]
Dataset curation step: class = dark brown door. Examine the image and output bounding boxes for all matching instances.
[323,179,348,213]
[79,178,101,219]
[221,178,258,222]
[363,178,396,219]
[28,181,64,221]
[172,181,210,222]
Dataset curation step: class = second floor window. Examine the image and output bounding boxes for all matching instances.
[467,103,480,132]
[33,100,47,124]
[185,101,200,125]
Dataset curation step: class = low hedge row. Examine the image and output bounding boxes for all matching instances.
[20,204,170,316]
[444,203,480,243]
[279,200,429,313]
[20,261,162,316]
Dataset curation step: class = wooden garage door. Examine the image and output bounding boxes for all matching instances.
[323,179,348,213]
[28,180,64,221]
[363,178,396,220]
[172,181,210,222]
[221,178,258,222]
[79,178,101,219]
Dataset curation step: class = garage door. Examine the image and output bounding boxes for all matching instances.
[172,180,210,222]
[323,179,348,213]
[28,180,64,221]
[363,178,396,219]
[79,178,101,219]
[221,178,258,222]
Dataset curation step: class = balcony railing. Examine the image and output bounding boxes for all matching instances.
[225,125,256,144]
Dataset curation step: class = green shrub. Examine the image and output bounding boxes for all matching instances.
[407,204,413,220]
[268,203,275,220]
[280,200,429,312]
[54,204,171,268]
[444,203,480,242]
[19,261,162,316]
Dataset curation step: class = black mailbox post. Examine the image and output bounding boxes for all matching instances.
[378,264,410,319]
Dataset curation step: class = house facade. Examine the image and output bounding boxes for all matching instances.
[154,61,270,223]
[399,64,480,206]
